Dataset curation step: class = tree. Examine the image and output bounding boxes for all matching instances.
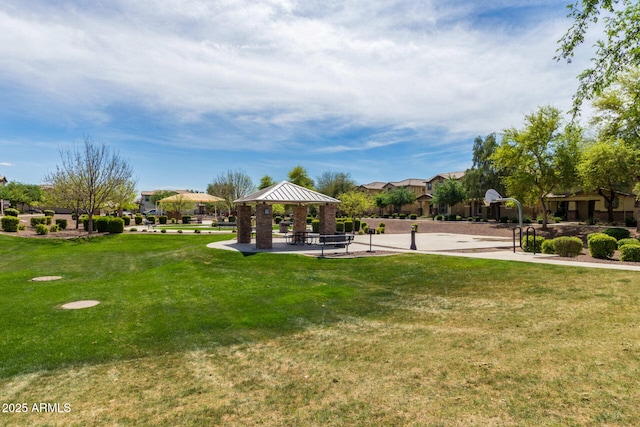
[385,187,416,214]
[0,182,43,210]
[105,181,138,215]
[556,0,640,112]
[339,190,374,220]
[161,194,197,216]
[462,134,506,203]
[258,175,276,190]
[577,138,638,223]
[316,171,357,198]
[431,178,467,213]
[374,192,390,216]
[287,165,314,189]
[491,106,581,229]
[150,190,177,206]
[206,170,254,214]
[44,138,135,233]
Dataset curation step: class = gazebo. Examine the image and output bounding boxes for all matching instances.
[234,181,341,249]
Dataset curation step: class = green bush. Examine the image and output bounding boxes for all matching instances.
[159,215,168,225]
[354,218,361,232]
[228,215,236,223]
[95,216,110,233]
[161,229,167,234]
[311,219,320,233]
[541,239,555,254]
[588,234,617,259]
[361,223,369,233]
[336,220,345,233]
[30,217,47,227]
[182,215,192,224]
[410,214,417,220]
[274,216,283,224]
[602,227,631,241]
[134,215,143,225]
[399,214,406,219]
[122,215,131,226]
[108,217,125,233]
[617,238,640,249]
[1,216,20,232]
[49,224,59,233]
[4,208,19,217]
[447,214,457,221]
[43,209,55,217]
[376,226,385,234]
[435,215,444,221]
[625,217,638,227]
[552,236,584,257]
[521,235,545,253]
[343,220,353,233]
[35,224,49,235]
[620,245,640,262]
[306,216,313,224]
[130,227,138,232]
[147,215,156,224]
[499,216,509,223]
[55,218,68,230]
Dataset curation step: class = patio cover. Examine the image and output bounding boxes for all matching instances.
[234,181,340,205]
[158,193,224,203]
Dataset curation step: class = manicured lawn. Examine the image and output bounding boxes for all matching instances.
[1,233,639,426]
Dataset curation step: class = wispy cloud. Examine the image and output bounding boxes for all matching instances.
[0,162,14,167]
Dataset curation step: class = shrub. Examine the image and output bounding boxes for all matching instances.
[625,217,638,227]
[336,220,345,233]
[228,215,236,223]
[194,229,201,234]
[18,224,26,230]
[30,217,47,227]
[620,245,640,262]
[554,217,563,223]
[49,224,59,233]
[55,218,68,230]
[354,218,361,232]
[499,216,509,223]
[134,215,143,225]
[522,235,545,253]
[274,216,283,224]
[182,215,192,224]
[146,215,156,225]
[344,220,353,233]
[541,239,555,254]
[122,215,131,226]
[311,219,320,233]
[177,230,183,234]
[4,208,18,217]
[602,227,631,241]
[510,216,519,224]
[361,223,369,233]
[376,226,385,234]
[435,215,445,221]
[552,236,584,257]
[448,214,458,221]
[399,214,406,219]
[588,234,617,259]
[378,222,386,228]
[410,214,417,220]
[130,227,137,232]
[35,224,49,235]
[1,216,20,232]
[306,216,313,224]
[107,217,125,233]
[95,216,110,232]
[617,238,640,249]
[159,215,168,225]
[161,229,167,233]
[43,209,55,217]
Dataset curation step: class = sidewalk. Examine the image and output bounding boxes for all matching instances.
[207,232,640,272]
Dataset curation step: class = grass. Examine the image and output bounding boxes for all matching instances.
[1,233,640,426]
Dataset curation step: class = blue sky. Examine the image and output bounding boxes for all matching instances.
[0,0,592,193]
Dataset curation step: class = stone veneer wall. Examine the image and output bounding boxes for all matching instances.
[237,205,252,244]
[319,204,337,235]
[255,203,273,249]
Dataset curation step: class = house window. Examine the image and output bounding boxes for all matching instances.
[144,195,150,202]
[427,183,432,191]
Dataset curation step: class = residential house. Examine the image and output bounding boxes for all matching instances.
[546,190,638,223]
[138,189,192,213]
[422,172,467,216]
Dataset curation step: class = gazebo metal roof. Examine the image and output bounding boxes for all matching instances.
[234,181,341,205]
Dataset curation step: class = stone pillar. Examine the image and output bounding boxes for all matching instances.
[237,204,252,244]
[255,203,273,249]
[319,204,337,235]
[292,205,307,233]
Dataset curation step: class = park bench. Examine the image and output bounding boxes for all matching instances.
[212,222,237,231]
[316,234,354,256]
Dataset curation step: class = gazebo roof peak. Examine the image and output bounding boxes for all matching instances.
[234,181,340,205]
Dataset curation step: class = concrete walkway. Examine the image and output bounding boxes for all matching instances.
[206,232,640,272]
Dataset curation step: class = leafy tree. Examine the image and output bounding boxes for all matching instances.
[150,190,177,205]
[207,170,254,214]
[431,177,467,212]
[491,106,581,229]
[258,175,276,190]
[374,192,389,216]
[316,171,357,198]
[339,190,374,220]
[462,133,506,204]
[161,194,197,215]
[556,0,640,112]
[44,138,135,233]
[287,165,314,189]
[106,181,138,215]
[0,182,43,210]
[577,138,638,222]
[385,187,416,214]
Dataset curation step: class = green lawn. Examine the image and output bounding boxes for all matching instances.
[1,233,639,426]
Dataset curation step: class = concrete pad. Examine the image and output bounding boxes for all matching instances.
[61,300,100,310]
[31,276,62,282]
